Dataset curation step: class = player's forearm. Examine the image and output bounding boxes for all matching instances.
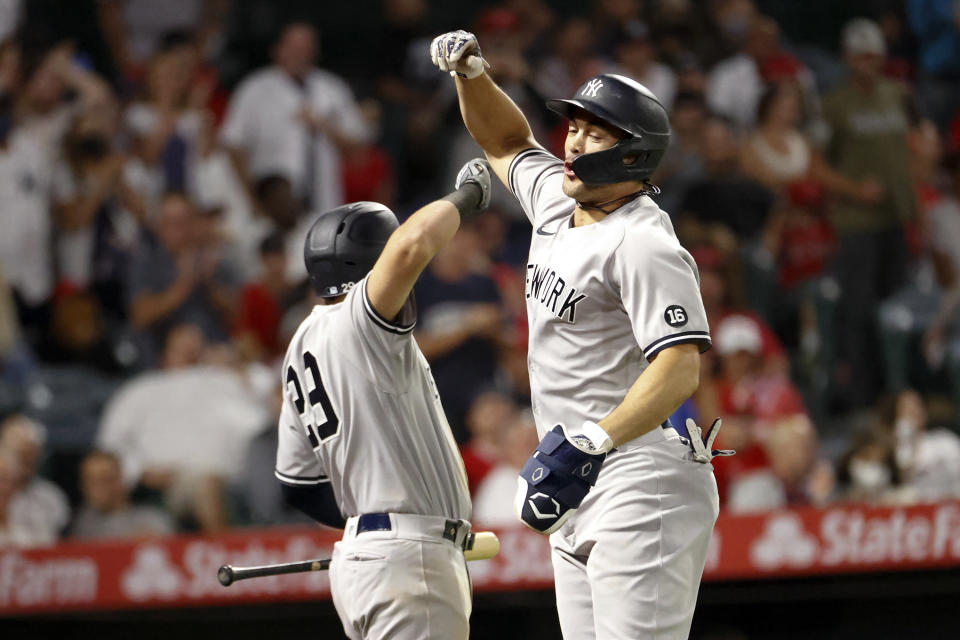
[455,73,535,158]
[597,344,701,447]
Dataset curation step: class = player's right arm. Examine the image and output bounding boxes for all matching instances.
[431,30,540,188]
[365,159,493,322]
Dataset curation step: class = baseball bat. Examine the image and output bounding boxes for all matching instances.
[217,532,500,587]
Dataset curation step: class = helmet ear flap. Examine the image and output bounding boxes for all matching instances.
[571,137,667,185]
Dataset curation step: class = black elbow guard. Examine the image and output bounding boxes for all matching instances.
[280,481,346,529]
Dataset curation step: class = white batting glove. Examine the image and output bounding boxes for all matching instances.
[454,157,493,211]
[685,418,736,464]
[430,30,489,79]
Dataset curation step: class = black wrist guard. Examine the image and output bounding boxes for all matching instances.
[441,183,483,219]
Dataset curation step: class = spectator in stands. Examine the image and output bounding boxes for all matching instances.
[124,33,208,199]
[234,232,289,362]
[678,115,776,243]
[39,290,134,373]
[724,414,823,512]
[97,323,270,532]
[654,91,707,213]
[611,20,676,111]
[0,265,33,387]
[71,449,174,539]
[253,173,320,287]
[53,111,143,316]
[836,425,906,505]
[0,450,30,547]
[220,22,368,213]
[706,14,779,131]
[97,0,227,75]
[16,41,114,162]
[740,82,811,192]
[0,85,55,342]
[414,225,505,441]
[127,191,240,361]
[878,138,959,396]
[341,99,395,207]
[818,18,915,409]
[762,180,838,403]
[920,153,960,390]
[889,390,960,501]
[905,0,960,131]
[0,414,70,545]
[708,314,805,429]
[472,409,540,526]
[533,15,603,103]
[459,390,517,496]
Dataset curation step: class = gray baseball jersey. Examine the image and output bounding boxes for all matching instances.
[510,148,719,640]
[275,274,471,521]
[508,147,711,441]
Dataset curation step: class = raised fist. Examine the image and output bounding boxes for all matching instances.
[430,30,488,79]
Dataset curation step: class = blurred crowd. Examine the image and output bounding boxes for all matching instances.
[1,0,960,547]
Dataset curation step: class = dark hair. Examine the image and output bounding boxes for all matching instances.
[835,426,902,488]
[157,30,195,54]
[754,82,803,127]
[82,449,122,469]
[259,231,286,256]
[254,174,291,202]
[944,151,960,175]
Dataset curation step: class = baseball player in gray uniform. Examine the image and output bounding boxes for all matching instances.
[431,30,731,639]
[274,158,494,639]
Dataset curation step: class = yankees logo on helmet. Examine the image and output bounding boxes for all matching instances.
[581,78,603,98]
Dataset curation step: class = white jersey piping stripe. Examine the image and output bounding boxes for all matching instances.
[643,331,712,359]
[275,469,330,485]
[362,282,416,335]
[508,148,555,195]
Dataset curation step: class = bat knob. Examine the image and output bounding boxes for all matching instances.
[218,565,235,587]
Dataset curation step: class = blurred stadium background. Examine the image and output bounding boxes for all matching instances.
[0,0,959,638]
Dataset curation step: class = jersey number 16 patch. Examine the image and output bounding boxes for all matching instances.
[664,305,688,328]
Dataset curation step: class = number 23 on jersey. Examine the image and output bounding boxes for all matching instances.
[286,350,340,449]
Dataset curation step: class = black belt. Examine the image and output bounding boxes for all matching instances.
[356,513,467,546]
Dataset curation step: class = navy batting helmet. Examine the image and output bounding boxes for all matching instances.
[303,202,399,298]
[546,73,670,185]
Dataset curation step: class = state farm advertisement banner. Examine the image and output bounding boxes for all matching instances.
[2,501,960,615]
[703,500,960,580]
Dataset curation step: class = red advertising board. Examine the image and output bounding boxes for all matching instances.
[2,501,959,616]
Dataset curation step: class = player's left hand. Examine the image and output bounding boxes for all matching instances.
[685,418,735,464]
[455,157,493,212]
[514,422,612,535]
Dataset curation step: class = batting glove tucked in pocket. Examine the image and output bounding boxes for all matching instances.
[514,423,611,535]
[685,418,736,463]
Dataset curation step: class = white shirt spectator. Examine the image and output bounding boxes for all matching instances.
[7,477,71,546]
[908,429,960,501]
[97,365,270,486]
[220,66,368,214]
[118,0,206,64]
[707,53,763,131]
[0,0,21,42]
[0,130,54,305]
[929,196,960,277]
[190,150,266,281]
[744,130,811,184]
[472,464,523,526]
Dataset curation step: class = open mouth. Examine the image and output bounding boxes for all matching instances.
[563,161,577,179]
